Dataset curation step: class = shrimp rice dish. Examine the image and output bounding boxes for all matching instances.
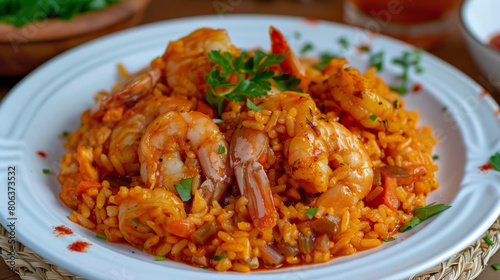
[57,27,439,272]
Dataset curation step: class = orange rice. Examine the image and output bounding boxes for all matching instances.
[57,29,439,272]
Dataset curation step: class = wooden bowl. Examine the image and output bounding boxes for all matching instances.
[0,0,151,77]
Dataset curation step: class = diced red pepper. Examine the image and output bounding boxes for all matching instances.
[166,220,196,238]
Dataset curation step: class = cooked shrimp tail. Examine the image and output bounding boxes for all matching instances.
[269,26,309,92]
[230,127,276,228]
[139,111,232,205]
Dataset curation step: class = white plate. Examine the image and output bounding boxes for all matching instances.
[1,15,500,280]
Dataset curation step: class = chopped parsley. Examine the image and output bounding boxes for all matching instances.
[63,131,70,137]
[338,37,349,49]
[212,118,225,124]
[246,99,264,111]
[155,256,165,261]
[316,52,338,70]
[272,73,302,93]
[174,178,193,202]
[96,234,107,240]
[490,152,500,171]
[369,51,384,71]
[201,266,209,270]
[393,100,399,108]
[131,219,139,227]
[432,155,439,160]
[390,49,424,95]
[483,236,494,246]
[442,106,448,112]
[382,238,395,242]
[369,115,378,121]
[358,45,371,53]
[306,207,318,219]
[205,50,301,115]
[218,144,225,155]
[42,169,50,174]
[214,253,226,261]
[300,42,314,54]
[400,203,451,232]
[492,263,500,270]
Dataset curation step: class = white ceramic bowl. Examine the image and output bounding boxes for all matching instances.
[460,0,500,93]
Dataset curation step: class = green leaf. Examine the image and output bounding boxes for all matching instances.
[369,51,384,71]
[218,144,225,154]
[212,118,225,124]
[316,52,338,70]
[131,219,139,227]
[96,234,107,240]
[369,115,377,121]
[214,253,226,261]
[483,236,494,246]
[257,53,286,70]
[382,237,395,242]
[392,100,398,108]
[413,203,451,221]
[338,37,349,49]
[246,99,264,111]
[155,256,165,261]
[432,155,439,160]
[490,152,500,171]
[306,207,318,219]
[63,131,70,137]
[272,74,302,92]
[43,169,50,174]
[174,178,193,202]
[492,263,500,270]
[300,42,314,54]
[400,216,421,232]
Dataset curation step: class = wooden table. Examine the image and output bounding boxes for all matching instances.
[0,0,499,279]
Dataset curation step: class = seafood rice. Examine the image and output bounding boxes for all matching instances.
[57,27,439,272]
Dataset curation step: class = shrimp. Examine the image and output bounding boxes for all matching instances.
[91,66,161,119]
[230,127,276,228]
[138,111,232,204]
[108,95,192,176]
[162,28,240,99]
[118,188,186,246]
[269,26,309,92]
[328,67,394,130]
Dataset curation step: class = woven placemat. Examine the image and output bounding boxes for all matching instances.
[1,217,499,280]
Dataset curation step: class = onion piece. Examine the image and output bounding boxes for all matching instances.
[261,244,285,267]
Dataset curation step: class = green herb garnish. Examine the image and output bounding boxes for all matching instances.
[214,253,226,261]
[369,51,384,71]
[390,49,424,95]
[306,207,318,219]
[294,31,301,39]
[272,74,303,93]
[338,37,349,49]
[442,106,448,112]
[490,152,500,171]
[300,42,314,54]
[205,50,299,115]
[246,99,264,111]
[492,263,500,270]
[0,0,123,27]
[174,178,193,202]
[42,169,50,174]
[96,234,107,240]
[400,203,451,232]
[432,155,439,160]
[316,52,338,70]
[358,45,371,53]
[393,100,399,108]
[382,238,395,242]
[212,118,225,124]
[483,236,494,246]
[63,131,70,137]
[201,266,209,269]
[131,219,139,227]
[369,115,377,121]
[155,256,165,261]
[218,144,225,155]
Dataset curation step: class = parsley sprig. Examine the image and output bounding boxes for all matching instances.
[400,203,451,232]
[390,49,424,95]
[205,50,301,115]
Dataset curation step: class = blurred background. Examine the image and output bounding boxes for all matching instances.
[1,0,499,279]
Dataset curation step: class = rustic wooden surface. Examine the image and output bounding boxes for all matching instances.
[0,0,499,279]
